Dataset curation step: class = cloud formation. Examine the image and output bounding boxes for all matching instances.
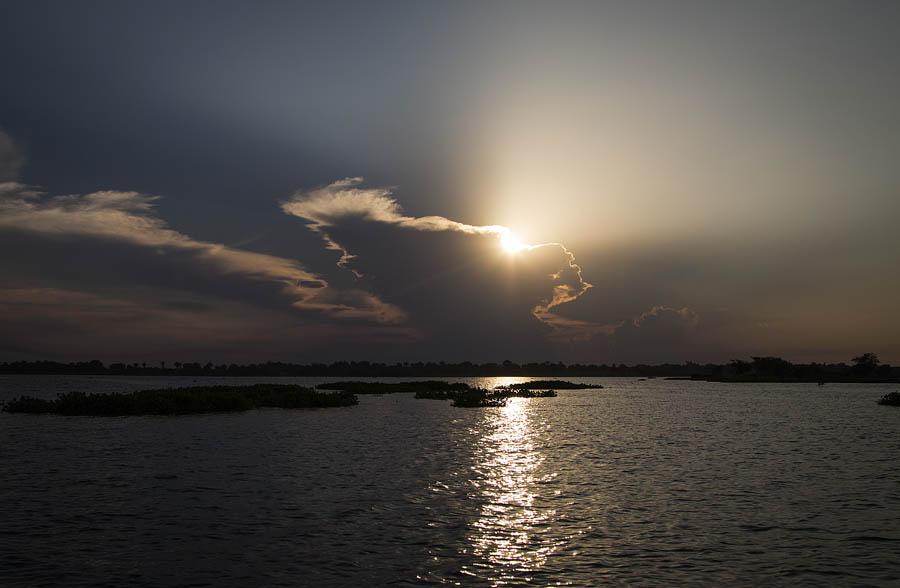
[0,175,599,360]
[282,177,507,269]
[606,306,700,363]
[282,178,592,357]
[0,174,717,362]
[0,183,403,323]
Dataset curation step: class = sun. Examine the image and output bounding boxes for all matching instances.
[500,230,529,254]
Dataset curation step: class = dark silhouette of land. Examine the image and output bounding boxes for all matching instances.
[450,388,510,408]
[878,392,900,406]
[1,354,897,382]
[2,384,357,416]
[316,380,600,394]
[2,380,576,414]
[316,380,564,407]
[317,380,471,394]
[496,380,604,390]
[408,384,558,407]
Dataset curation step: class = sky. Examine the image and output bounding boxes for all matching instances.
[1,0,899,364]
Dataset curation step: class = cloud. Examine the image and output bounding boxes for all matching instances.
[282,177,505,234]
[0,183,403,323]
[0,130,23,182]
[626,305,699,332]
[0,176,594,360]
[282,177,507,269]
[606,306,700,363]
[282,177,592,357]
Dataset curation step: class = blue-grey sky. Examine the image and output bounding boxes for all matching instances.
[2,1,899,363]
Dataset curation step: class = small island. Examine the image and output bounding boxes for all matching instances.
[318,379,598,394]
[317,380,470,394]
[320,380,590,407]
[494,380,602,390]
[877,392,900,406]
[3,380,600,415]
[2,384,358,416]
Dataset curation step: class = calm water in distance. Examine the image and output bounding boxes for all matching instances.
[1,375,898,587]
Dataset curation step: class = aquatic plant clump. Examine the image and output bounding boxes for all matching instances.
[877,392,900,406]
[496,380,603,390]
[413,389,456,400]
[318,380,566,407]
[2,384,358,416]
[451,388,508,408]
[318,381,470,394]
[494,389,557,398]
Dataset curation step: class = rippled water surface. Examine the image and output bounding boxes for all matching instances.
[1,376,898,586]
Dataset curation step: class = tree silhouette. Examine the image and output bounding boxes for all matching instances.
[851,352,879,375]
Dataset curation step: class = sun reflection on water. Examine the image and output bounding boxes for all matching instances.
[462,396,563,584]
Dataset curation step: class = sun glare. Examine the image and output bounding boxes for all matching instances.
[500,231,528,254]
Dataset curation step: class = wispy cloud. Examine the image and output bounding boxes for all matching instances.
[283,177,506,234]
[283,177,591,331]
[0,183,404,323]
[282,177,507,269]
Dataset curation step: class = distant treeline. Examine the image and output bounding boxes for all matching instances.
[1,354,898,382]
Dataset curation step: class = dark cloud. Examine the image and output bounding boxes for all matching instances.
[282,178,592,359]
[610,306,700,361]
[0,177,593,361]
[0,182,402,324]
[0,180,425,360]
[3,171,891,363]
[557,306,702,365]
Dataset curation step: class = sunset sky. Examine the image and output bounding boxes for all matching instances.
[2,1,899,363]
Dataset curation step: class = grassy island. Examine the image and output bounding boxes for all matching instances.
[454,387,558,407]
[3,379,600,414]
[2,384,358,416]
[320,379,597,394]
[317,380,469,394]
[450,388,508,407]
[496,389,558,398]
[316,380,564,407]
[495,380,602,390]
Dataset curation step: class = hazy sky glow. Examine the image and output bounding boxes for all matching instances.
[1,1,899,363]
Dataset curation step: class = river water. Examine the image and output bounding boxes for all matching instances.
[1,376,898,586]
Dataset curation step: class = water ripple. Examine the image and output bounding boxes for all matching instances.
[1,376,899,586]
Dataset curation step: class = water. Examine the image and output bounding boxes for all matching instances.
[1,376,898,586]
